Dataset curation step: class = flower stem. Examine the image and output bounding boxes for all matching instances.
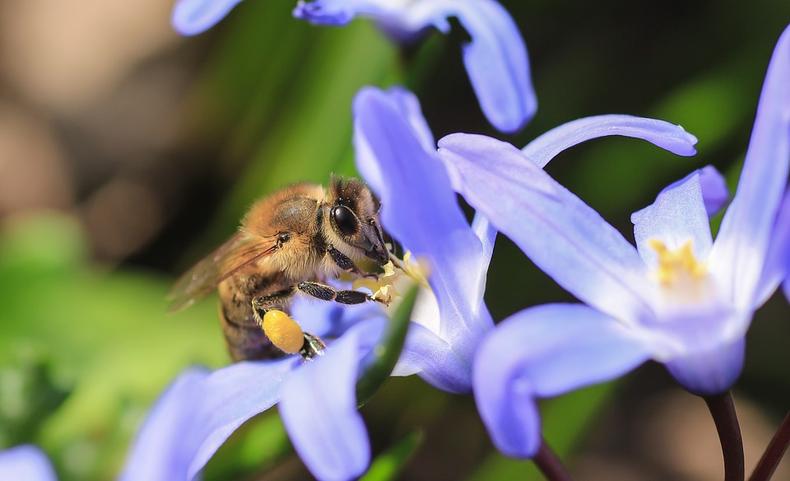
[533,439,574,481]
[749,412,790,481]
[704,391,745,481]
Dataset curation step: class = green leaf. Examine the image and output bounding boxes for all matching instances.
[0,214,227,481]
[357,284,418,406]
[0,353,70,448]
[361,431,424,481]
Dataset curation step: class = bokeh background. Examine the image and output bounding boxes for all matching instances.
[0,1,788,480]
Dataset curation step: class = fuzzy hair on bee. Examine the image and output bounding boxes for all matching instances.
[169,176,389,361]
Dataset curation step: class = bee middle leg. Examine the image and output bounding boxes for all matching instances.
[297,281,377,305]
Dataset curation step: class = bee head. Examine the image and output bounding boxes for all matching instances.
[326,176,389,266]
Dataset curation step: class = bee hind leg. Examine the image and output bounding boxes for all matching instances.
[299,333,327,360]
[251,287,297,325]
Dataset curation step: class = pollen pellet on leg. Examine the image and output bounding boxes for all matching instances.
[262,310,304,354]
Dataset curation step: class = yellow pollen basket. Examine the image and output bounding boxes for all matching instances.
[647,239,707,286]
[262,309,304,354]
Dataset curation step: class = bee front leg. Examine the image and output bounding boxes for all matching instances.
[297,281,380,305]
[326,245,377,279]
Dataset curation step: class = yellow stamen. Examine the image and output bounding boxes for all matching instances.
[262,309,304,354]
[354,261,398,305]
[648,239,707,286]
[391,251,430,288]
[352,252,430,306]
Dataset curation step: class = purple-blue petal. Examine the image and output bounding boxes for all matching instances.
[439,133,655,325]
[665,337,745,396]
[0,446,57,481]
[453,0,536,132]
[709,25,790,309]
[477,379,541,459]
[521,114,698,169]
[172,0,244,36]
[353,87,493,365]
[119,368,208,481]
[120,361,296,481]
[279,324,370,481]
[393,322,473,393]
[658,165,730,216]
[471,212,497,304]
[755,189,790,306]
[186,360,297,478]
[353,86,435,197]
[631,167,714,268]
[292,0,358,26]
[474,304,652,458]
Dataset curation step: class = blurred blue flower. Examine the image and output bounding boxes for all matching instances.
[353,87,700,395]
[171,0,537,133]
[120,300,387,481]
[0,445,57,481]
[436,25,790,458]
[171,0,242,35]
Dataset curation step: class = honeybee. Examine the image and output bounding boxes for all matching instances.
[169,177,390,361]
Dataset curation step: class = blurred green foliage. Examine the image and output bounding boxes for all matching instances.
[362,431,424,481]
[1,1,788,480]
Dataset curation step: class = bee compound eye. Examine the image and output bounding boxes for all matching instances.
[332,205,358,236]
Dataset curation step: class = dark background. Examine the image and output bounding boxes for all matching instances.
[0,1,787,479]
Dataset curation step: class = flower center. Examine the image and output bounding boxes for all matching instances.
[648,239,707,286]
[353,251,430,305]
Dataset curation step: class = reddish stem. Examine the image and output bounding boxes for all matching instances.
[704,392,745,481]
[749,412,790,481]
[533,439,574,481]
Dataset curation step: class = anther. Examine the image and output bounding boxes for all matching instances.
[648,239,707,286]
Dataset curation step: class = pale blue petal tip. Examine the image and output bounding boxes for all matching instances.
[293,0,353,25]
[0,446,57,481]
[172,0,244,36]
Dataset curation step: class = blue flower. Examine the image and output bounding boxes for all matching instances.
[352,86,497,393]
[772,190,790,301]
[435,25,790,458]
[353,86,700,395]
[120,299,387,481]
[0,445,57,481]
[171,0,537,133]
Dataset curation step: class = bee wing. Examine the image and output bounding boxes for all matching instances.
[168,233,277,312]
